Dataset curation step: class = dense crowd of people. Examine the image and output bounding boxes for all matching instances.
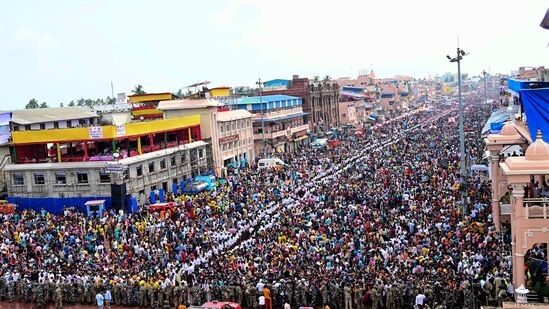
[0,99,512,309]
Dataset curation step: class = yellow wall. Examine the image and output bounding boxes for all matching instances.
[12,115,200,144]
[128,93,173,103]
[210,88,231,97]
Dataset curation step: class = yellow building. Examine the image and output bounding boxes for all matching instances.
[209,87,231,97]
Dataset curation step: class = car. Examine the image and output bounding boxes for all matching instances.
[189,301,241,309]
[257,158,285,170]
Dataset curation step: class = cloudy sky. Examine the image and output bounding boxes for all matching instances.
[0,0,547,109]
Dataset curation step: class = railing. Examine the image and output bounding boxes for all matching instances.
[524,198,549,219]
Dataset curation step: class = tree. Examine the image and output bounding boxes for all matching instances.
[60,103,64,107]
[68,100,76,107]
[313,76,320,82]
[39,102,49,108]
[132,84,145,95]
[106,96,116,104]
[25,99,39,109]
[175,89,183,98]
[323,75,331,83]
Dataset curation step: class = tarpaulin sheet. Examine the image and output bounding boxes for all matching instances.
[521,88,549,143]
[7,196,112,215]
[482,108,508,134]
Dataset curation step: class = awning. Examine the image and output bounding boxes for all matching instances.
[521,88,549,143]
[508,79,549,97]
[482,108,509,134]
[294,136,309,142]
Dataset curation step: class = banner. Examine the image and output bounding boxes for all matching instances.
[89,127,103,139]
[116,124,126,137]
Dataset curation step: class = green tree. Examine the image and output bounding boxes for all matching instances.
[59,103,64,107]
[175,89,183,98]
[132,84,145,95]
[39,102,49,108]
[106,96,116,104]
[25,98,39,109]
[313,76,320,82]
[68,100,76,107]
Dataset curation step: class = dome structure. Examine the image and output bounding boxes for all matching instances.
[525,130,549,161]
[500,122,519,136]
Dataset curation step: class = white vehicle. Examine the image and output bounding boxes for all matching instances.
[257,158,286,169]
[311,138,328,148]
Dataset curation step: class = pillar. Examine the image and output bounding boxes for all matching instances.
[490,154,501,231]
[149,134,154,146]
[515,253,526,288]
[188,128,192,143]
[83,142,89,161]
[164,132,168,148]
[512,184,526,288]
[137,136,142,155]
[56,143,62,163]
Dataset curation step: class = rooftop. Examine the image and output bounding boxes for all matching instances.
[236,95,302,105]
[157,99,223,111]
[217,109,253,122]
[11,107,98,125]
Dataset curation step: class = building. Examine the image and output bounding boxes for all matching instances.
[209,87,232,98]
[4,106,208,212]
[233,95,309,155]
[216,109,255,168]
[262,75,340,133]
[484,79,549,290]
[127,92,178,120]
[157,98,255,174]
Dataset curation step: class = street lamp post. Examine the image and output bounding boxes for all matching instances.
[447,47,468,215]
[482,70,488,110]
[256,78,266,157]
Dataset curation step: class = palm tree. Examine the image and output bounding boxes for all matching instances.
[132,84,146,95]
[313,76,320,82]
[25,98,39,109]
[323,75,331,83]
[39,102,49,108]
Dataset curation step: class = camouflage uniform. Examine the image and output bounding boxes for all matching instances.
[148,285,155,308]
[173,285,181,308]
[7,280,16,302]
[55,285,63,309]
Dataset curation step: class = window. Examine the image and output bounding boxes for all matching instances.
[66,121,71,128]
[232,123,236,131]
[34,173,45,185]
[226,124,230,132]
[162,182,168,191]
[13,173,24,185]
[25,125,30,131]
[151,185,157,192]
[55,172,66,184]
[77,172,88,184]
[220,125,224,133]
[198,149,204,158]
[99,172,110,183]
[148,162,155,173]
[40,123,45,130]
[54,122,59,129]
[170,156,176,167]
[136,165,143,176]
[160,159,166,169]
[13,126,20,131]
[237,121,241,129]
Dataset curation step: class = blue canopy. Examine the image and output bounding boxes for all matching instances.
[482,108,509,134]
[508,79,549,97]
[521,88,549,143]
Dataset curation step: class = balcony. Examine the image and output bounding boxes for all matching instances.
[253,124,309,140]
[524,198,549,219]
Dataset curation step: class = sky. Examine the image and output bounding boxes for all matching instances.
[0,0,547,110]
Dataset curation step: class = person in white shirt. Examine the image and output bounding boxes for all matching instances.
[415,292,426,309]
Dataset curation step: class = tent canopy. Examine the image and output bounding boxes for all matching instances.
[482,108,509,134]
[521,88,549,143]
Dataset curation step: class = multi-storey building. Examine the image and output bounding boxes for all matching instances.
[261,75,340,133]
[233,95,309,155]
[4,106,208,212]
[484,78,549,290]
[216,109,255,168]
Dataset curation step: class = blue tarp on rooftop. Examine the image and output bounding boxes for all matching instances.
[482,108,509,134]
[521,88,549,143]
[508,79,549,96]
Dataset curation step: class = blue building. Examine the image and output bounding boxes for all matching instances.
[234,95,310,154]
